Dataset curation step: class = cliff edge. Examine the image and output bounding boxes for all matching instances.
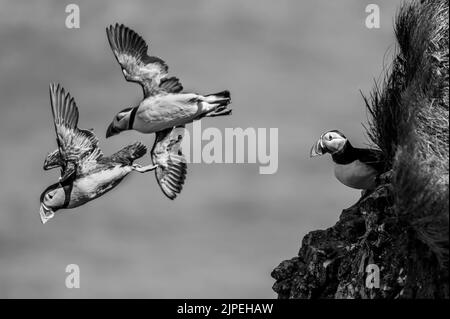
[272,0,449,299]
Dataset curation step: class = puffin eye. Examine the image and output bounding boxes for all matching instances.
[328,135,333,140]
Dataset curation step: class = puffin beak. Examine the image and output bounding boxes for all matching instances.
[310,137,327,157]
[106,122,120,138]
[39,203,55,224]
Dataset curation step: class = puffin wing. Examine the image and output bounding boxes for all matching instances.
[43,127,96,171]
[151,126,187,200]
[159,76,183,93]
[106,23,172,98]
[49,83,103,181]
[355,148,385,172]
[43,148,63,171]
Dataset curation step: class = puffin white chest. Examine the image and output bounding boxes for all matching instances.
[334,160,377,190]
[133,98,199,133]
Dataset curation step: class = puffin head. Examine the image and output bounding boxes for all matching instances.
[39,182,67,224]
[310,130,347,157]
[106,107,134,138]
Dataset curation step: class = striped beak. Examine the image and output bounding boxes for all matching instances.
[310,136,327,157]
[39,203,54,224]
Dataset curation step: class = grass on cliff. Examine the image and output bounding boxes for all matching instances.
[362,0,449,270]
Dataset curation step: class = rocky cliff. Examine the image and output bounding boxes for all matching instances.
[272,171,448,299]
[272,0,449,299]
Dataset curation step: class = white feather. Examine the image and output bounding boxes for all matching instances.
[334,160,377,190]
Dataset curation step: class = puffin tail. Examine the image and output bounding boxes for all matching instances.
[129,142,147,161]
[110,142,147,164]
[205,91,231,105]
[203,91,232,117]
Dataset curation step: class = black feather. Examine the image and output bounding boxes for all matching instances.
[332,141,385,171]
[107,23,168,72]
[107,142,147,165]
[159,77,183,93]
[207,90,230,99]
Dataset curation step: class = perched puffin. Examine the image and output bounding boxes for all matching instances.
[310,130,385,190]
[104,23,231,199]
[39,84,157,224]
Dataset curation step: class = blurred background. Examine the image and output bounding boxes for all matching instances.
[0,0,402,298]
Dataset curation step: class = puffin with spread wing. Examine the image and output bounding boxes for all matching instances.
[39,84,157,224]
[104,23,232,199]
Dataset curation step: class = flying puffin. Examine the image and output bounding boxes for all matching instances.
[43,83,187,200]
[39,84,157,224]
[310,130,385,190]
[104,23,231,199]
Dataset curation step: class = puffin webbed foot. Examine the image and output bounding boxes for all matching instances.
[132,164,158,173]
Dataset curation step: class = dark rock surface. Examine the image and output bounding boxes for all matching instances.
[272,172,448,299]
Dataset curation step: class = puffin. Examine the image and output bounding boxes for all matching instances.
[310,130,385,190]
[39,83,157,224]
[43,83,187,200]
[104,23,231,199]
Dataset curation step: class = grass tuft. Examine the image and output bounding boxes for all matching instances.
[363,0,449,269]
